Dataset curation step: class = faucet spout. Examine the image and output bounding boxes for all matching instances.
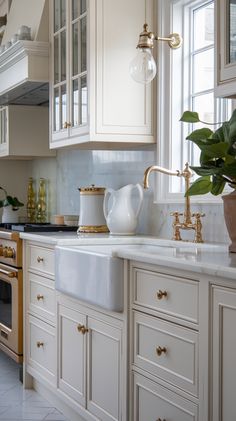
[143,165,181,189]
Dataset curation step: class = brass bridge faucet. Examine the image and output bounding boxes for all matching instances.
[143,163,205,243]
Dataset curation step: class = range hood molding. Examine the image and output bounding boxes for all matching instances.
[0,40,49,105]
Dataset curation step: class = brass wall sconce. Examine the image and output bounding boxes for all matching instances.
[130,23,182,84]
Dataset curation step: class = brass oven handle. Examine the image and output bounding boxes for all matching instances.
[157,290,167,300]
[156,346,167,356]
[37,256,44,263]
[77,324,89,334]
[36,341,44,348]
[0,268,17,278]
[36,294,44,301]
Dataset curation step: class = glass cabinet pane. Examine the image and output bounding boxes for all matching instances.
[72,0,78,20]
[61,84,67,129]
[61,30,66,81]
[54,0,66,32]
[229,0,236,63]
[81,75,87,125]
[80,0,86,15]
[54,34,59,84]
[0,109,7,145]
[61,0,66,28]
[72,79,79,127]
[72,22,79,76]
[54,88,60,131]
[80,16,87,73]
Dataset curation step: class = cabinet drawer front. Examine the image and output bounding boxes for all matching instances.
[27,315,56,386]
[133,312,198,396]
[133,372,198,421]
[132,267,198,323]
[28,245,55,277]
[29,273,55,324]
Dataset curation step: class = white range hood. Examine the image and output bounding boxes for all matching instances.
[0,0,49,105]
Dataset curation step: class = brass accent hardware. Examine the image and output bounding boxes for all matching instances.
[36,341,44,348]
[63,121,72,129]
[156,346,167,356]
[137,23,182,50]
[156,418,166,421]
[77,225,109,233]
[36,294,44,301]
[78,185,106,195]
[143,163,205,243]
[157,290,167,300]
[0,268,17,278]
[2,246,15,258]
[77,324,89,335]
[37,256,44,263]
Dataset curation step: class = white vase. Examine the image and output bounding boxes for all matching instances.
[2,207,19,223]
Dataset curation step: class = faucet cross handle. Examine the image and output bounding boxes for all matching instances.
[170,211,183,241]
[170,211,183,221]
[192,212,205,243]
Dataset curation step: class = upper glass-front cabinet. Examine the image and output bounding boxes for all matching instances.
[215,0,236,97]
[51,0,88,140]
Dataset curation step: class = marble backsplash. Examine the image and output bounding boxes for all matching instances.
[29,148,229,245]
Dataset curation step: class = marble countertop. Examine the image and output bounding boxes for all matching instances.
[20,231,236,280]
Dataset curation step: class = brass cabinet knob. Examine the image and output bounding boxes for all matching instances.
[157,290,167,300]
[36,341,44,348]
[77,324,89,334]
[63,121,72,129]
[2,246,15,258]
[36,294,44,301]
[156,346,167,356]
[37,256,44,263]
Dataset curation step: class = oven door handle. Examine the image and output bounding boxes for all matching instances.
[0,268,17,278]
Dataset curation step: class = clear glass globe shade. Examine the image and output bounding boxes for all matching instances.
[129,48,157,84]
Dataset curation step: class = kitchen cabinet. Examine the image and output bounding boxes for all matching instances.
[57,293,124,421]
[215,0,236,97]
[212,285,236,421]
[0,105,55,158]
[49,0,155,149]
[129,261,199,421]
[25,241,56,387]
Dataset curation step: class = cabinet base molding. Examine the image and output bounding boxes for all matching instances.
[33,380,87,421]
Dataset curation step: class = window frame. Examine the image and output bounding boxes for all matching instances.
[156,0,231,204]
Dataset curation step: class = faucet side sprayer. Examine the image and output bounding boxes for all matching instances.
[143,163,205,243]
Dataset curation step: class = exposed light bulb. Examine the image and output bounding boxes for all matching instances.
[129,47,156,84]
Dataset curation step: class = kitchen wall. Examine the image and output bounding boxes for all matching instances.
[30,148,230,245]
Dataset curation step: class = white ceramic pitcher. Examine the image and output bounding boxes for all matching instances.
[103,184,143,235]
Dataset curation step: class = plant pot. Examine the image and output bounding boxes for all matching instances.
[1,206,19,223]
[222,190,236,252]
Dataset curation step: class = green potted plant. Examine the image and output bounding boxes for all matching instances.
[0,186,24,223]
[180,109,236,252]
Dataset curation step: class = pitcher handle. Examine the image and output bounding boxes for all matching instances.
[134,184,143,218]
[103,188,114,219]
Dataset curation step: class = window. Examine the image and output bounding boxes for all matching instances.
[157,0,232,202]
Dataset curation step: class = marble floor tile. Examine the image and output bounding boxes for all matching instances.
[0,352,68,421]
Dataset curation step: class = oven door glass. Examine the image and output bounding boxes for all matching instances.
[0,279,12,329]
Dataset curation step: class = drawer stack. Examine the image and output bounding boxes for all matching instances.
[25,242,56,387]
[130,261,199,421]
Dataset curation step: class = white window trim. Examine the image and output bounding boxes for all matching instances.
[155,0,229,204]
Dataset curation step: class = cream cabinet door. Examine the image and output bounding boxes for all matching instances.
[212,285,236,421]
[58,304,87,407]
[87,316,123,421]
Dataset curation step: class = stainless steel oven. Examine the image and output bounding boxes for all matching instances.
[0,230,23,363]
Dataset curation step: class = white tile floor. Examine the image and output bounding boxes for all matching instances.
[0,351,68,421]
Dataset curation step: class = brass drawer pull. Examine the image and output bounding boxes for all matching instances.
[36,341,44,348]
[157,290,167,300]
[156,346,167,356]
[77,324,89,334]
[37,256,44,263]
[63,121,72,129]
[36,294,44,301]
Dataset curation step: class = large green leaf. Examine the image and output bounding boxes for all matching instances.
[180,111,200,123]
[190,166,222,176]
[198,142,229,158]
[185,176,212,196]
[211,177,226,195]
[186,128,213,141]
[222,161,236,177]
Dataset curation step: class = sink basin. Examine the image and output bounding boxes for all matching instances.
[55,245,124,312]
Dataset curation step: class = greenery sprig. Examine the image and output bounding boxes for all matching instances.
[0,187,24,210]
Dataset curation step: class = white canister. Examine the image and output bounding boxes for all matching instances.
[78,185,109,233]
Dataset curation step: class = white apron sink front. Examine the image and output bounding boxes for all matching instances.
[55,245,124,312]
